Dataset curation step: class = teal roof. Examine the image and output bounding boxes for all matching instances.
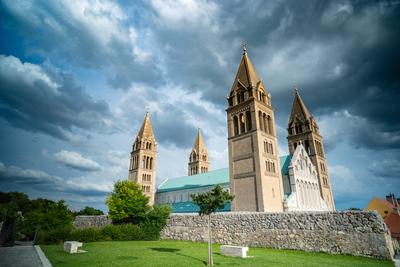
[280,155,292,176]
[158,155,291,193]
[158,168,229,193]
[169,201,231,213]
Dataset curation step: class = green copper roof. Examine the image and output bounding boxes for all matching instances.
[280,155,292,176]
[158,155,291,193]
[157,168,229,193]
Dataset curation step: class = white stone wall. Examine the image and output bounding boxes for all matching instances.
[284,145,329,211]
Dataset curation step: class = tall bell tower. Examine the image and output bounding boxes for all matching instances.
[128,112,157,205]
[287,89,335,210]
[188,128,210,176]
[226,48,284,212]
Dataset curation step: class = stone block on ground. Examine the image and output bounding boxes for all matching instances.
[64,241,86,254]
[220,245,249,258]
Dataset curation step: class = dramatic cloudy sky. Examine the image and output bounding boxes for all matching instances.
[0,0,399,211]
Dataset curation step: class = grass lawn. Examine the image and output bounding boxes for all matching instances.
[42,240,394,267]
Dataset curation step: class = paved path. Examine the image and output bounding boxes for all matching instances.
[0,245,47,267]
[394,255,400,267]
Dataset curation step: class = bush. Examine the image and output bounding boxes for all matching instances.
[69,228,105,243]
[101,224,144,241]
[37,225,73,245]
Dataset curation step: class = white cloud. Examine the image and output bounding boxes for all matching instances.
[150,0,219,30]
[54,150,102,171]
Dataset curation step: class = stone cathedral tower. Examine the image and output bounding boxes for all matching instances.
[128,112,157,205]
[188,128,210,175]
[287,90,335,210]
[227,48,284,212]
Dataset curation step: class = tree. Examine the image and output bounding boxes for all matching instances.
[106,180,151,224]
[0,192,30,246]
[75,206,104,216]
[191,185,234,266]
[21,198,73,240]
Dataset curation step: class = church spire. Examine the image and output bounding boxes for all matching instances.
[288,89,313,125]
[137,112,155,139]
[192,128,206,154]
[188,128,209,176]
[128,112,157,205]
[230,48,263,93]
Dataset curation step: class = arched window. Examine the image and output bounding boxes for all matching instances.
[267,115,273,135]
[233,116,239,136]
[263,113,267,133]
[142,157,146,168]
[259,111,264,131]
[149,157,153,169]
[245,110,252,131]
[239,113,245,134]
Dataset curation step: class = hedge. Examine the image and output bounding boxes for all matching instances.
[37,223,162,244]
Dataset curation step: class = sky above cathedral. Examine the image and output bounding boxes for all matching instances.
[0,0,399,211]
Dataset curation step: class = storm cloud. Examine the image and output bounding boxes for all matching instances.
[0,0,399,211]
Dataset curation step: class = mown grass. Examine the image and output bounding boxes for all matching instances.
[42,240,394,267]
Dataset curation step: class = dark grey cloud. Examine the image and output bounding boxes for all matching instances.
[0,0,161,90]
[0,161,111,197]
[0,55,111,141]
[369,158,400,179]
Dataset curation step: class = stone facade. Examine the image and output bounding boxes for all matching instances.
[74,215,111,229]
[287,90,335,210]
[227,49,284,212]
[160,211,394,259]
[283,144,329,211]
[188,128,210,176]
[128,112,157,205]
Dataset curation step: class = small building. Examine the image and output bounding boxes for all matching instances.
[365,197,397,219]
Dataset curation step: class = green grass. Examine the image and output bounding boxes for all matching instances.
[41,240,394,267]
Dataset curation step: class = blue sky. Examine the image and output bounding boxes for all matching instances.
[0,0,399,211]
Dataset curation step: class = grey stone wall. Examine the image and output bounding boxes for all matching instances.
[74,215,111,229]
[160,211,394,259]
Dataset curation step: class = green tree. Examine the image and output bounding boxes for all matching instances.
[21,198,73,239]
[0,192,30,246]
[106,180,151,224]
[75,206,104,216]
[191,185,234,266]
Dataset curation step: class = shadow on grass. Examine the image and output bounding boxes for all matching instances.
[150,247,180,253]
[149,247,207,265]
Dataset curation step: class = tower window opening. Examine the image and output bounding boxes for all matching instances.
[239,113,245,134]
[233,116,239,136]
[259,111,264,131]
[246,110,252,131]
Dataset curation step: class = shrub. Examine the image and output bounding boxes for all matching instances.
[37,225,73,245]
[102,224,144,241]
[70,228,105,243]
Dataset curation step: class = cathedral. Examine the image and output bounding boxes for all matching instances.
[129,48,335,212]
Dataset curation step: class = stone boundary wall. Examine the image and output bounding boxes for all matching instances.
[74,215,111,229]
[160,211,394,259]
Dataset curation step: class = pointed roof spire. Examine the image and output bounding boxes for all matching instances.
[137,112,155,139]
[289,88,313,124]
[230,46,263,92]
[192,128,207,154]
